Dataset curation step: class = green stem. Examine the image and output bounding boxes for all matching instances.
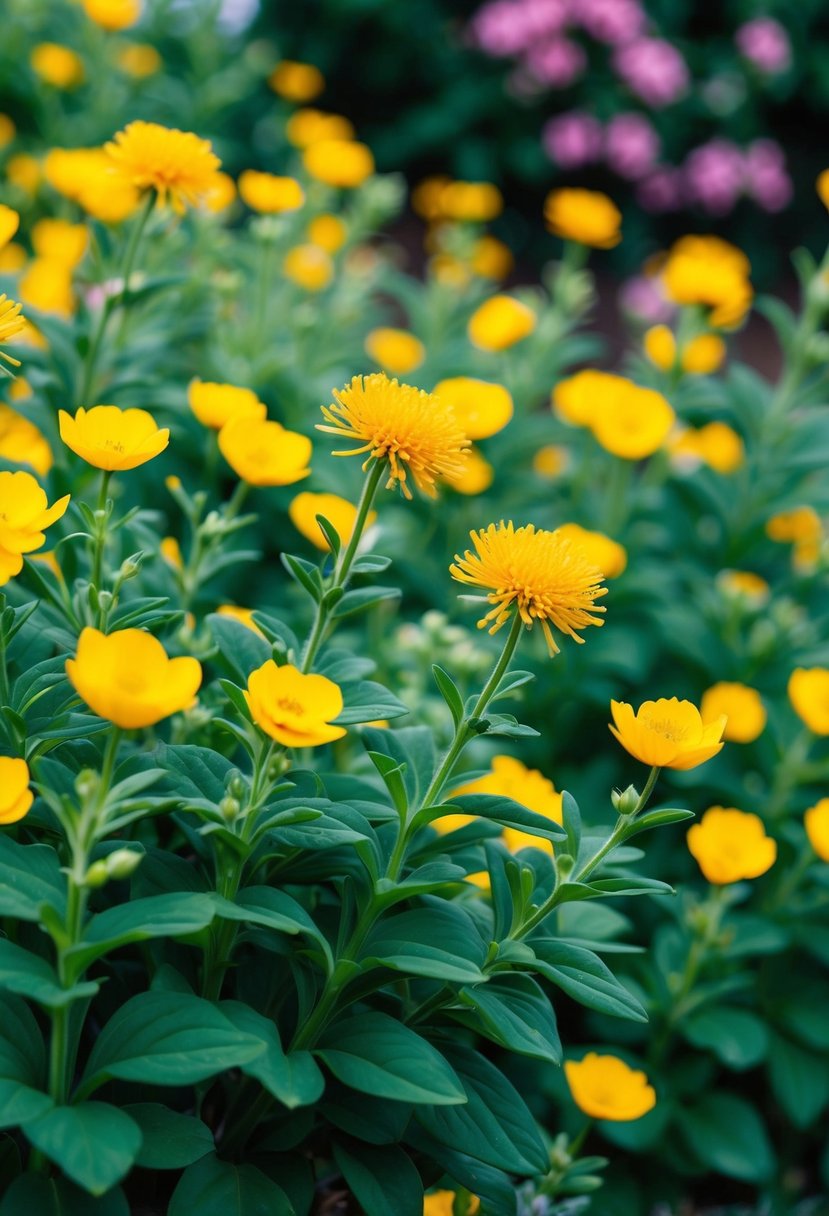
[91,470,112,626]
[767,728,812,820]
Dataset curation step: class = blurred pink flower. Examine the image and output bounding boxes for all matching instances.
[576,0,645,44]
[618,274,673,323]
[735,17,791,75]
[684,139,744,214]
[525,36,587,87]
[542,111,603,167]
[636,166,683,212]
[613,37,690,107]
[606,112,660,179]
[743,139,793,211]
[472,0,570,56]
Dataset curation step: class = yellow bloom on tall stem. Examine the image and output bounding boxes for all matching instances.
[788,667,829,735]
[0,471,69,585]
[188,380,266,430]
[238,171,305,214]
[687,807,777,884]
[0,295,26,368]
[317,373,469,500]
[662,235,752,328]
[700,682,766,743]
[32,219,88,268]
[59,405,169,471]
[609,697,726,769]
[105,121,221,213]
[67,628,202,729]
[0,758,33,824]
[244,660,346,747]
[804,800,829,862]
[432,377,513,440]
[303,140,374,188]
[450,521,606,656]
[544,188,622,249]
[565,1053,656,1121]
[364,328,425,376]
[218,417,312,486]
[467,295,536,352]
[289,491,376,550]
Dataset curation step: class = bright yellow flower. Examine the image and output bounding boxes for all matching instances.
[0,406,53,477]
[31,219,88,268]
[105,121,221,213]
[0,758,33,824]
[670,422,744,474]
[644,324,676,371]
[0,295,26,368]
[288,490,375,550]
[0,245,26,274]
[286,109,355,148]
[533,444,569,479]
[0,471,69,585]
[423,1192,480,1216]
[412,176,452,221]
[468,295,536,352]
[59,405,169,471]
[789,667,829,735]
[31,44,84,89]
[218,417,311,486]
[0,206,19,251]
[441,755,562,853]
[555,523,626,579]
[318,372,469,500]
[443,446,494,496]
[565,1054,655,1121]
[365,328,425,376]
[687,806,776,884]
[718,569,770,603]
[201,171,237,213]
[609,697,726,770]
[433,377,513,441]
[67,627,201,729]
[283,244,333,291]
[470,234,513,280]
[19,260,75,319]
[159,537,182,572]
[451,521,606,656]
[82,0,141,30]
[238,171,304,214]
[45,148,141,224]
[591,382,675,460]
[544,188,622,249]
[217,604,265,638]
[187,380,266,430]
[244,660,346,747]
[766,506,822,544]
[440,181,503,222]
[0,115,15,148]
[663,236,752,328]
[700,682,766,743]
[308,213,347,253]
[805,799,829,862]
[268,60,324,102]
[6,155,40,194]
[303,139,374,188]
[117,43,162,77]
[552,369,627,428]
[683,333,726,374]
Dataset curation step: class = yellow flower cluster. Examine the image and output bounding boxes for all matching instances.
[553,370,675,460]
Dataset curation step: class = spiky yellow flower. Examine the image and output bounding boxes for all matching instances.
[450,521,606,655]
[317,373,470,500]
[0,295,26,368]
[105,121,221,213]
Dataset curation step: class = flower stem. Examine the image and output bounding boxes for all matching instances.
[91,470,112,626]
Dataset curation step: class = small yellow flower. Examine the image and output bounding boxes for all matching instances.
[244,660,346,747]
[0,406,53,477]
[19,260,75,319]
[45,148,141,224]
[552,369,627,427]
[303,140,374,188]
[318,373,469,500]
[268,60,324,102]
[441,755,562,854]
[82,0,141,30]
[533,444,569,479]
[8,377,32,402]
[663,235,752,328]
[365,328,425,375]
[6,154,40,194]
[0,472,69,585]
[443,447,494,496]
[555,523,626,579]
[218,417,311,486]
[788,667,829,735]
[468,295,536,352]
[591,381,675,460]
[31,44,84,89]
[804,799,829,862]
[0,757,33,824]
[643,324,676,371]
[286,109,354,148]
[412,176,452,221]
[433,377,513,440]
[238,171,304,214]
[565,1054,656,1121]
[609,697,726,770]
[429,253,471,289]
[67,627,201,729]
[700,682,766,743]
[451,521,606,656]
[117,43,162,77]
[307,213,347,253]
[105,121,221,213]
[283,244,333,291]
[544,188,622,249]
[0,206,19,251]
[682,333,726,375]
[59,405,169,471]
[160,536,183,570]
[31,219,88,268]
[687,807,776,884]
[440,181,503,222]
[201,171,237,213]
[670,422,744,475]
[217,605,265,637]
[0,295,26,368]
[470,234,513,280]
[718,569,770,603]
[288,491,375,550]
[766,506,822,544]
[423,1192,480,1216]
[0,245,26,273]
[188,380,266,431]
[0,115,15,148]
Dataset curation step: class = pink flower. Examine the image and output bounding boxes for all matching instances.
[636,166,683,212]
[736,17,791,75]
[472,0,570,56]
[525,36,587,87]
[576,0,645,44]
[743,139,793,212]
[613,37,690,107]
[684,139,744,215]
[618,274,673,323]
[605,112,660,179]
[542,111,603,168]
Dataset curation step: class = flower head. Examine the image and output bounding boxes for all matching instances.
[31,44,84,89]
[433,377,513,440]
[0,406,53,477]
[286,110,355,148]
[805,800,829,862]
[450,521,606,656]
[238,171,304,214]
[670,422,744,474]
[788,668,829,735]
[59,405,169,471]
[188,380,266,430]
[468,295,536,351]
[365,329,425,376]
[317,373,469,500]
[303,140,374,188]
[662,235,752,328]
[423,1192,480,1216]
[45,147,141,224]
[565,1053,656,1121]
[289,491,375,551]
[552,370,628,427]
[118,43,161,77]
[308,213,347,253]
[718,569,769,604]
[0,758,33,824]
[687,807,777,884]
[544,188,622,248]
[218,417,311,486]
[609,697,726,769]
[19,260,75,319]
[443,447,494,496]
[555,523,627,578]
[66,627,202,729]
[440,181,503,222]
[283,244,333,291]
[82,0,141,30]
[0,471,69,585]
[269,60,324,102]
[0,206,19,251]
[700,683,766,743]
[32,219,88,268]
[244,661,346,747]
[0,295,26,368]
[105,121,221,213]
[590,381,675,460]
[441,755,562,853]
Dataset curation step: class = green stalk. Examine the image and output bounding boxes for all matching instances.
[90,470,112,626]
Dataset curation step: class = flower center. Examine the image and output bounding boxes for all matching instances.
[275,697,304,718]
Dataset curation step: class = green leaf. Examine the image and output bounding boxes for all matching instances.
[360,899,486,983]
[0,1175,128,1216]
[432,665,464,728]
[406,1124,516,1216]
[335,681,409,725]
[0,941,97,1010]
[316,1012,465,1105]
[619,807,695,840]
[220,1002,324,1108]
[455,974,561,1063]
[24,1103,141,1196]
[0,836,65,921]
[768,1035,829,1128]
[531,940,647,1021]
[155,744,237,804]
[281,553,324,603]
[331,586,401,618]
[0,994,51,1129]
[683,1006,769,1069]
[207,613,271,681]
[333,1141,422,1216]
[67,893,220,971]
[367,752,409,814]
[169,1154,295,1216]
[559,791,581,860]
[124,1103,214,1169]
[315,514,341,556]
[217,888,333,972]
[431,793,565,842]
[678,1092,775,1182]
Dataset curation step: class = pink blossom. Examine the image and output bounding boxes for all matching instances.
[542,111,603,168]
[576,0,645,45]
[525,37,587,87]
[605,112,660,179]
[471,0,570,56]
[684,139,744,215]
[613,37,690,107]
[736,17,791,75]
[743,139,793,212]
[636,166,683,212]
[618,274,673,323]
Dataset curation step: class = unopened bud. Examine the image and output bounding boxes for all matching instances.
[611,784,640,815]
[75,769,99,800]
[119,556,142,580]
[555,853,575,880]
[106,848,143,880]
[220,796,240,822]
[84,860,109,888]
[227,772,246,800]
[96,590,113,613]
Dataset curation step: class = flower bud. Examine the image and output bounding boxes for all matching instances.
[106,848,143,880]
[84,860,110,888]
[611,784,640,815]
[227,772,246,799]
[119,554,142,581]
[75,769,99,800]
[220,795,240,822]
[96,590,113,613]
[555,852,575,880]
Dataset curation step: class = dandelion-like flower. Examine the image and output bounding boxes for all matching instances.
[317,372,469,500]
[105,121,221,213]
[0,295,25,368]
[450,521,606,655]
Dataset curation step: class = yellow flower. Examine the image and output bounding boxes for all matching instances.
[6,154,40,194]
[789,667,829,735]
[45,148,141,224]
[544,188,622,249]
[8,377,32,402]
[0,295,26,368]
[19,260,75,319]
[718,569,770,603]
[687,806,776,884]
[303,140,374,188]
[0,471,70,585]
[244,660,346,747]
[238,171,304,214]
[365,328,425,375]
[591,381,675,460]
[105,121,221,213]
[217,605,265,638]
[31,44,84,89]
[644,324,676,371]
[468,295,536,352]
[202,171,237,213]
[565,1054,656,1121]
[218,417,311,486]
[682,333,726,375]
[555,523,626,579]
[286,109,355,148]
[0,245,26,273]
[670,422,744,474]
[817,170,829,211]
[552,369,627,427]
[318,372,469,500]
[0,757,33,824]
[160,536,183,570]
[441,755,562,853]
[67,627,201,729]
[0,406,53,477]
[766,506,822,544]
[423,1192,480,1216]
[59,405,169,471]
[432,377,513,440]
[283,244,333,291]
[443,447,493,496]
[268,60,324,102]
[188,380,266,430]
[700,682,766,743]
[609,697,726,770]
[288,491,375,550]
[805,799,829,862]
[429,253,471,289]
[663,236,752,328]
[451,521,606,656]
[412,176,452,221]
[439,181,503,222]
[533,444,569,479]
[308,213,347,253]
[117,43,162,77]
[82,0,141,30]
[31,219,88,268]
[470,235,513,280]
[0,115,15,148]
[0,206,19,251]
